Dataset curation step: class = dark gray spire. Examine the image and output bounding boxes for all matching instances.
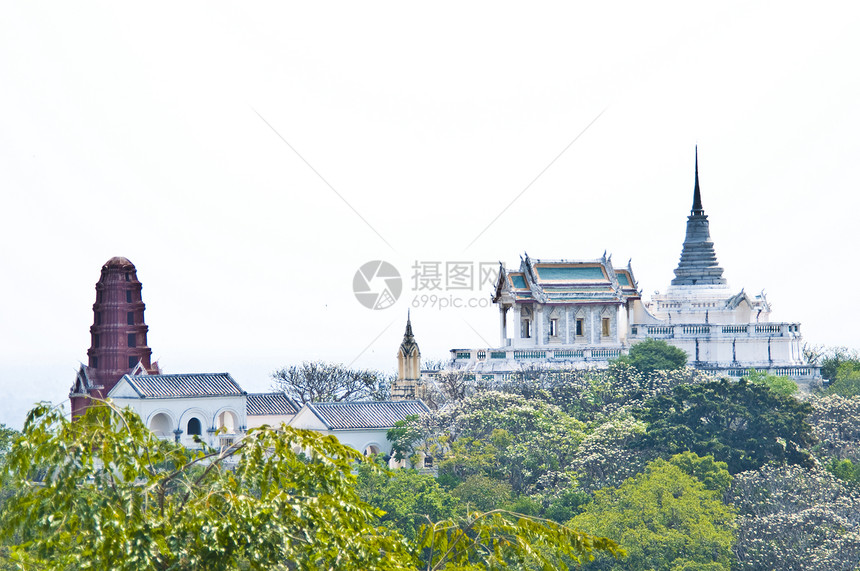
[692,146,703,214]
[671,149,726,286]
[399,311,419,356]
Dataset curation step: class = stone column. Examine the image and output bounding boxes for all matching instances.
[512,305,522,345]
[499,305,508,347]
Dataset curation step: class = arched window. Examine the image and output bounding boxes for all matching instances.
[187,417,202,436]
[217,410,238,434]
[149,413,172,438]
[364,444,381,456]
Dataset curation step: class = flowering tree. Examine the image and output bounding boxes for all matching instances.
[729,465,860,570]
[437,392,587,494]
[809,394,860,461]
[569,413,653,493]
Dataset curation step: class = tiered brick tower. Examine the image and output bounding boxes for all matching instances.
[70,257,159,417]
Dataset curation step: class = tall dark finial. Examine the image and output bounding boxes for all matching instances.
[399,310,419,357]
[671,146,726,287]
[692,146,703,214]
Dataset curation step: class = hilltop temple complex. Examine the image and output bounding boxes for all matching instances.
[450,151,818,380]
[68,150,817,443]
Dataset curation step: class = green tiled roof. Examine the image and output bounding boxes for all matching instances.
[535,266,605,281]
[510,275,527,289]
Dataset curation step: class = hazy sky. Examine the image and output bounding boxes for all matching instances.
[1,2,858,428]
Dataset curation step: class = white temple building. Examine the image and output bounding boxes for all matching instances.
[450,151,818,380]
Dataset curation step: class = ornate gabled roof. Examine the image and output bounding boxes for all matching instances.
[493,253,640,304]
[399,311,420,357]
[671,148,727,287]
[725,289,752,310]
[113,373,245,398]
[615,259,640,299]
[70,364,98,397]
[247,392,300,416]
[305,400,430,430]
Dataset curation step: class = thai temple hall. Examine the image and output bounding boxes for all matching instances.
[450,150,819,380]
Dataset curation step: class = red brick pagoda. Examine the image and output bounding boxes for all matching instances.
[70,257,160,417]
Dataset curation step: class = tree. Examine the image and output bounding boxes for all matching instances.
[668,451,732,494]
[616,339,687,375]
[438,392,587,493]
[825,457,860,485]
[418,509,622,571]
[0,424,20,570]
[634,378,815,474]
[820,346,860,381]
[451,474,512,513]
[1,402,414,570]
[743,369,798,397]
[0,424,17,503]
[387,414,425,463]
[569,458,736,571]
[355,458,460,539]
[423,369,473,409]
[271,360,390,403]
[2,403,618,570]
[729,465,860,570]
[570,413,653,492]
[809,394,860,462]
[824,360,860,397]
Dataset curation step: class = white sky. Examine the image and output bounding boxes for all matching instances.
[1,2,858,428]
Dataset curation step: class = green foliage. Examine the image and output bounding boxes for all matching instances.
[355,459,460,539]
[743,369,798,397]
[668,452,732,494]
[824,360,860,397]
[616,338,688,375]
[418,509,622,571]
[635,378,815,474]
[0,424,19,570]
[825,457,860,485]
[437,435,506,486]
[570,460,735,571]
[2,404,615,570]
[502,495,542,517]
[451,474,512,513]
[488,363,712,424]
[439,393,587,494]
[1,402,414,570]
[387,414,425,463]
[541,487,592,523]
[820,346,860,381]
